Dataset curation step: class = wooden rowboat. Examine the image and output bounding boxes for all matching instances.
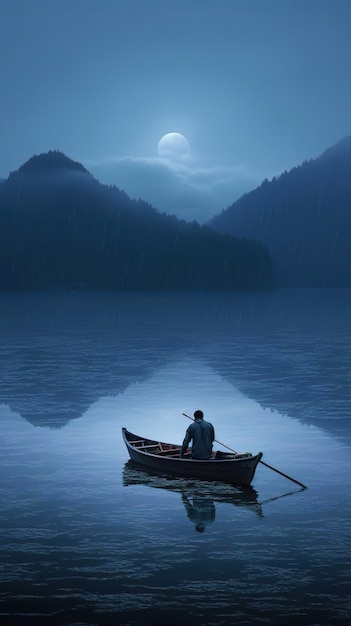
[122,427,263,486]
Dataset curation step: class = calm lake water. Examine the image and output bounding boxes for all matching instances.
[0,290,350,626]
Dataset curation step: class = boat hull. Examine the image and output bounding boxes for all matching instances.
[122,428,262,486]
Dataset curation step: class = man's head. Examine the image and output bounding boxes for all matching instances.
[195,522,206,533]
[194,410,204,420]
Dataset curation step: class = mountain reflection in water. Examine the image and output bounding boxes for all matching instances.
[0,291,351,447]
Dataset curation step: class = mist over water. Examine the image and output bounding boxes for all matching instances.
[0,290,350,625]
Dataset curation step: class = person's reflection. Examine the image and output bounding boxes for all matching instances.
[182,492,216,532]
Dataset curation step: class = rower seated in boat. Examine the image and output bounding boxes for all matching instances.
[180,410,215,460]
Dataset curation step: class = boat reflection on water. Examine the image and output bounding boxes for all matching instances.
[122,460,264,527]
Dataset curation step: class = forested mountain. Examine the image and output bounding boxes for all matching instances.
[0,151,274,291]
[210,136,351,287]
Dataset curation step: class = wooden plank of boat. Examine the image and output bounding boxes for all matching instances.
[122,427,263,486]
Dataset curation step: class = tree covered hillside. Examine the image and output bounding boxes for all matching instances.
[210,136,351,287]
[0,151,274,291]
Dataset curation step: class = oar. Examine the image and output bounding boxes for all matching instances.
[182,412,308,490]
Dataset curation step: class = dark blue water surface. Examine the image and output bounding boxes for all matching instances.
[0,290,350,625]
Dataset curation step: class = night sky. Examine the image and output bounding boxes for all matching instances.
[1,0,351,222]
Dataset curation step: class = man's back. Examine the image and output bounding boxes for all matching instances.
[182,417,215,459]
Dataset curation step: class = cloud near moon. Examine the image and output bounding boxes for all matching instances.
[157,132,191,160]
[88,153,260,224]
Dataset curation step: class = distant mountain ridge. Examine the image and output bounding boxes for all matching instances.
[0,150,274,291]
[14,150,90,176]
[210,136,351,287]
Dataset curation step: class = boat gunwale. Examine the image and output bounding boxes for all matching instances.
[122,427,262,465]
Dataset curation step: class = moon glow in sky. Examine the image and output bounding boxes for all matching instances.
[157,132,191,160]
[1,2,351,223]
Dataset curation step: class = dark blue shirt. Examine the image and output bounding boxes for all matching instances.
[181,418,215,459]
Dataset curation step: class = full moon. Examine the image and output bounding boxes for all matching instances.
[157,132,191,160]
